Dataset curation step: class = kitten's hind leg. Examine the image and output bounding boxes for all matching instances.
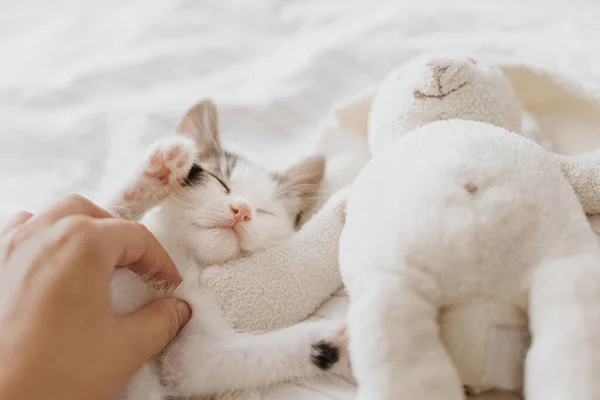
[110,137,196,220]
[160,320,352,397]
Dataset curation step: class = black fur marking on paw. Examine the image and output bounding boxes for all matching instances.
[294,211,303,228]
[463,385,476,396]
[311,341,339,370]
[184,164,204,186]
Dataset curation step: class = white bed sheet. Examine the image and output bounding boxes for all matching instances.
[2,1,600,399]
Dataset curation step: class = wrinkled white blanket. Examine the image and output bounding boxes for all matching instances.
[3,1,600,399]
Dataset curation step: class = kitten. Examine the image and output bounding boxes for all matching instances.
[108,100,351,400]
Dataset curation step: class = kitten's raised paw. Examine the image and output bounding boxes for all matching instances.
[144,137,196,186]
[311,323,353,381]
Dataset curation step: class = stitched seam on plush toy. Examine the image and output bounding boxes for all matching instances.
[414,81,469,100]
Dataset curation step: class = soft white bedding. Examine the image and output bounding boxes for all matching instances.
[2,0,600,399]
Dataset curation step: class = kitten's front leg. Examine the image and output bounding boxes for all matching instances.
[110,137,196,220]
[160,320,352,397]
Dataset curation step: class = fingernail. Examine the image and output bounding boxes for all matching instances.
[176,300,192,325]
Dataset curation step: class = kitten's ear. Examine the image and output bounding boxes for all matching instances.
[176,99,221,159]
[278,155,326,216]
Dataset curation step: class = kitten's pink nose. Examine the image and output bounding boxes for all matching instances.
[230,203,251,223]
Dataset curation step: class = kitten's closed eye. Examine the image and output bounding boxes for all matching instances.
[204,168,230,193]
[256,209,275,216]
[186,163,231,194]
[215,177,231,194]
[185,164,204,186]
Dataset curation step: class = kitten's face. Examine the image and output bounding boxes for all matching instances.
[166,155,299,265]
[163,99,325,266]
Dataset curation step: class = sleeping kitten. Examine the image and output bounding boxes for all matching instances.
[108,100,350,399]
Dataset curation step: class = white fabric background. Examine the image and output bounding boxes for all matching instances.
[2,0,599,218]
[2,1,600,399]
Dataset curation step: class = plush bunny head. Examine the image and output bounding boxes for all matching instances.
[368,57,523,154]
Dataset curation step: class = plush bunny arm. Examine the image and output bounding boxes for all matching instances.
[559,150,600,214]
[201,189,349,332]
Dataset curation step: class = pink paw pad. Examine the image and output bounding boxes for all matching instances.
[143,143,192,186]
[123,187,143,202]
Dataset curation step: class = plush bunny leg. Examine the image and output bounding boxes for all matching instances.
[527,253,600,400]
[347,272,464,400]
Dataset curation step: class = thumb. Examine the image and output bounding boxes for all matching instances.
[121,298,192,362]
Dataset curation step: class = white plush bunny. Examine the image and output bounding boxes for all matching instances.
[340,57,600,400]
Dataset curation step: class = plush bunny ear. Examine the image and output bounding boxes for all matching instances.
[176,99,221,160]
[278,155,326,219]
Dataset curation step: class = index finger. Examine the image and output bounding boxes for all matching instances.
[55,217,183,287]
[100,219,183,286]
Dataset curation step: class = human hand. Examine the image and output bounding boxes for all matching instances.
[0,195,191,400]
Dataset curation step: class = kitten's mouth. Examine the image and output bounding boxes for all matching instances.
[211,226,240,240]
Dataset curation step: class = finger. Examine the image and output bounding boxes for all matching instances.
[0,211,34,237]
[96,219,183,285]
[22,194,112,235]
[119,298,192,364]
[52,217,182,286]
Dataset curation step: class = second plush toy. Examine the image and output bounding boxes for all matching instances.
[340,57,600,400]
